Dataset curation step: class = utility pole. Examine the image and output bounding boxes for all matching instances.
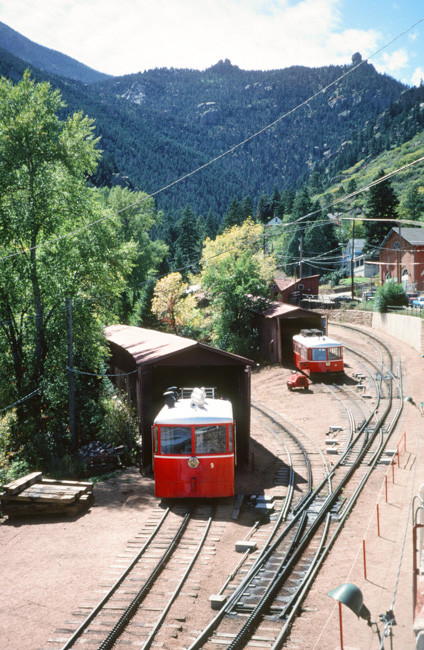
[351,219,356,300]
[66,298,76,452]
[351,208,363,300]
[298,236,303,279]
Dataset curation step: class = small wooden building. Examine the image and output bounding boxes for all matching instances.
[270,275,320,303]
[105,325,252,468]
[253,302,324,365]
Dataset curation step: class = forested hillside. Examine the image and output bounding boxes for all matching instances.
[0,31,420,222]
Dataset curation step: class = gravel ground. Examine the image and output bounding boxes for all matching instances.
[0,322,423,650]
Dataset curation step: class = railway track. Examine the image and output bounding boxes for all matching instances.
[55,500,217,650]
[188,325,403,649]
[44,325,405,650]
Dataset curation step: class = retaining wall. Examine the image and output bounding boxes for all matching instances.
[327,309,424,353]
[327,306,424,648]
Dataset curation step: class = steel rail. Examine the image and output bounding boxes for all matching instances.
[141,503,216,649]
[96,503,195,650]
[251,411,299,521]
[271,331,401,648]
[59,506,170,650]
[251,400,331,510]
[191,333,398,649]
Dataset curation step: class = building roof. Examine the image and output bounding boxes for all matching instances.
[380,227,424,249]
[261,302,320,319]
[105,324,252,367]
[273,275,320,292]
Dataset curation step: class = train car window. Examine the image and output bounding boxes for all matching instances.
[328,347,342,360]
[154,425,159,453]
[194,425,227,454]
[300,347,308,361]
[160,426,192,454]
[229,425,234,452]
[312,348,327,361]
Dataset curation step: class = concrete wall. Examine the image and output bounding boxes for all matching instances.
[327,309,424,353]
[372,312,424,352]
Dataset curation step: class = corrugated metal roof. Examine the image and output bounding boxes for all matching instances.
[262,302,319,319]
[105,325,197,366]
[105,324,252,366]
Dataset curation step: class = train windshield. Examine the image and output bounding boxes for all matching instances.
[194,425,227,454]
[311,347,327,361]
[160,426,192,454]
[328,347,342,359]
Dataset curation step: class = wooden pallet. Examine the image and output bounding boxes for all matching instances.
[0,472,94,518]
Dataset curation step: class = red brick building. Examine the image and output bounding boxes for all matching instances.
[379,227,424,292]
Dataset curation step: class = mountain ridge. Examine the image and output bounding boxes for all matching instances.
[0,22,422,222]
[0,21,111,83]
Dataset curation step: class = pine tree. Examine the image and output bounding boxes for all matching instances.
[363,170,399,252]
[221,196,243,230]
[175,204,202,272]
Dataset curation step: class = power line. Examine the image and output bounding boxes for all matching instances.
[0,16,422,265]
[0,387,42,413]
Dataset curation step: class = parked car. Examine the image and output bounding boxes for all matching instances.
[412,296,424,308]
[406,292,419,305]
[332,294,353,303]
[361,291,375,302]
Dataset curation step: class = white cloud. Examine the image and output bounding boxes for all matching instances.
[0,0,384,76]
[411,67,424,87]
[380,49,409,72]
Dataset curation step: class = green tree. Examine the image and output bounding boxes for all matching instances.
[402,184,424,221]
[276,186,313,274]
[0,71,135,465]
[363,170,399,252]
[256,192,272,223]
[151,273,203,336]
[240,195,254,221]
[303,203,339,276]
[221,196,243,230]
[200,219,276,357]
[175,204,202,275]
[204,209,219,240]
[101,186,167,321]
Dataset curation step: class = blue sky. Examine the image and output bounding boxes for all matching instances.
[0,0,422,86]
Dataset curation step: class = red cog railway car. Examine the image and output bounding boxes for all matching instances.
[293,329,344,373]
[152,387,236,498]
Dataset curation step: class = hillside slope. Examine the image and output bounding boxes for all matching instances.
[0,21,110,83]
[0,26,418,220]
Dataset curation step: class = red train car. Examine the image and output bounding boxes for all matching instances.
[152,387,235,498]
[293,329,344,373]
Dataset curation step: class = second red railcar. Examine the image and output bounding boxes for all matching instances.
[293,329,344,373]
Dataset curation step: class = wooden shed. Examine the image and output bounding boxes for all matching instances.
[253,302,324,365]
[105,325,252,468]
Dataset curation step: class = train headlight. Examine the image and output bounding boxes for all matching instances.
[187,457,200,469]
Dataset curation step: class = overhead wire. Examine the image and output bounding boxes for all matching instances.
[0,16,423,265]
[1,17,424,409]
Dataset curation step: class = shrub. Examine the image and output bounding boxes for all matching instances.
[373,280,408,313]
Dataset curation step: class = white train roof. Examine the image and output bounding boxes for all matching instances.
[293,333,342,348]
[154,398,233,426]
